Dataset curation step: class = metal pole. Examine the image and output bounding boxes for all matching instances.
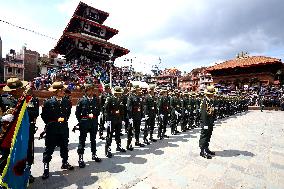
[110,64,112,89]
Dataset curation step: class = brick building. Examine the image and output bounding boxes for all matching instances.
[179,67,209,91]
[0,52,24,82]
[24,48,39,81]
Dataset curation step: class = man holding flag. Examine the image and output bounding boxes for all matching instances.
[0,78,32,189]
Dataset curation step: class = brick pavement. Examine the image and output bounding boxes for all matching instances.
[29,109,284,189]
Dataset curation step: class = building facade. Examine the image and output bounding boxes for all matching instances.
[199,70,213,91]
[0,54,24,82]
[207,53,284,90]
[179,67,208,91]
[24,49,39,81]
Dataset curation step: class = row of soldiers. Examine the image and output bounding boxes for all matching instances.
[0,78,249,185]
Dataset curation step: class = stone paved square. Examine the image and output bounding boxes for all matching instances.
[29,109,284,189]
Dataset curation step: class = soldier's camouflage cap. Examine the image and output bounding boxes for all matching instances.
[113,86,123,94]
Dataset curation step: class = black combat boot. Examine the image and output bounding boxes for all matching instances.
[200,148,212,159]
[42,163,49,180]
[205,147,215,155]
[144,138,150,145]
[78,154,85,168]
[149,133,157,142]
[126,140,134,151]
[116,144,126,152]
[105,145,113,158]
[135,141,145,147]
[61,161,74,170]
[92,154,102,162]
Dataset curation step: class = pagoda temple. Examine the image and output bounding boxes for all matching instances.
[206,52,284,89]
[53,1,129,84]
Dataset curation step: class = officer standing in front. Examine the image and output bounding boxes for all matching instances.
[199,86,216,159]
[75,83,102,168]
[41,82,74,179]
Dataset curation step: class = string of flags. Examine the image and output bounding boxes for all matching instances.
[0,18,57,40]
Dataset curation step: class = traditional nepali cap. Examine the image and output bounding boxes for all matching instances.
[2,77,28,92]
[48,81,67,92]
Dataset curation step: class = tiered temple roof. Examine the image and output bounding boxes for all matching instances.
[54,1,129,60]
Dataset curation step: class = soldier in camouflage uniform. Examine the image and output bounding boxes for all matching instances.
[127,86,145,150]
[75,83,102,168]
[181,92,190,132]
[122,87,130,134]
[143,85,157,144]
[188,93,196,129]
[99,84,112,139]
[170,91,181,135]
[41,82,74,179]
[157,90,170,139]
[104,86,126,158]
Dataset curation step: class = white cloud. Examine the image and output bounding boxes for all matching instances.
[1,0,284,73]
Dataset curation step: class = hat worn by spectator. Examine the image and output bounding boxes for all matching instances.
[2,78,28,92]
[48,82,67,92]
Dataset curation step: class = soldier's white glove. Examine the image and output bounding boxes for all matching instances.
[175,111,180,116]
[185,110,188,114]
[203,126,208,130]
[159,114,164,119]
[122,121,125,126]
[1,114,14,122]
[145,115,149,120]
[107,121,111,126]
[129,118,133,125]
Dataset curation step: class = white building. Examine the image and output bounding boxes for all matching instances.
[199,71,213,91]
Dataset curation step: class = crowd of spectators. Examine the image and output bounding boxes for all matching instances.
[31,57,135,91]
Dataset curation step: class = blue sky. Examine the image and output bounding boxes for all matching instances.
[1,0,284,74]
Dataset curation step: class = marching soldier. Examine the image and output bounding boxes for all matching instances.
[199,86,216,159]
[122,87,130,134]
[75,83,102,168]
[127,86,145,150]
[188,93,196,129]
[99,84,112,139]
[104,86,126,158]
[170,91,181,135]
[143,85,157,144]
[41,82,74,179]
[157,90,170,139]
[181,92,190,132]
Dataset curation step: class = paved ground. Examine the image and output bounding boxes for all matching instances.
[29,109,284,189]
